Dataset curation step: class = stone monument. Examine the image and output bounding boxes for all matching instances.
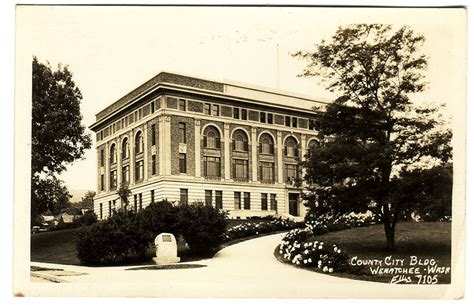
[152,233,180,265]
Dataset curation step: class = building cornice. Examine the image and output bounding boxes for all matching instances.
[90,72,329,131]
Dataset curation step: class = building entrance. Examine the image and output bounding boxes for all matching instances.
[288,193,299,216]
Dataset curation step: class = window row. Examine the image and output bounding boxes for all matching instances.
[100,160,146,191]
[179,189,277,211]
[171,96,309,130]
[233,191,278,211]
[101,157,299,191]
[100,125,158,167]
[97,101,156,142]
[100,124,312,169]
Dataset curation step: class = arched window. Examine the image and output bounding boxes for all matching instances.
[203,126,221,149]
[284,136,299,158]
[259,133,274,155]
[135,131,143,154]
[308,139,318,149]
[109,144,116,164]
[232,130,249,152]
[122,138,129,160]
[307,139,319,158]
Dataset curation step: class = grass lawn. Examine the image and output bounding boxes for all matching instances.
[275,222,451,284]
[31,228,82,265]
[31,219,277,266]
[30,228,208,266]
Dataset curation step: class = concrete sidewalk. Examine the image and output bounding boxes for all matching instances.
[30,232,381,297]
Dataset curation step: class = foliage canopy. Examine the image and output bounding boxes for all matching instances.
[296,24,452,249]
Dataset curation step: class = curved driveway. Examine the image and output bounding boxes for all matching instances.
[30,232,380,297]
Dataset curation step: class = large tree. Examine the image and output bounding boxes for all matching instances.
[296,24,452,249]
[31,57,92,223]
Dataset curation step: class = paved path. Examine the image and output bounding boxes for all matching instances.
[31,232,382,297]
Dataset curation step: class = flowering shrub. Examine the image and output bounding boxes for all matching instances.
[223,218,304,242]
[278,228,349,273]
[305,212,379,235]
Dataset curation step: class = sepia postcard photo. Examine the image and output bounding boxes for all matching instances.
[13,4,467,299]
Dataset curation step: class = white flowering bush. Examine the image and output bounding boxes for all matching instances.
[278,228,349,273]
[223,218,304,242]
[305,212,378,235]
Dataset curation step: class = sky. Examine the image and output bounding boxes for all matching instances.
[16,6,466,191]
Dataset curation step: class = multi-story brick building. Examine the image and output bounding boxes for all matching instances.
[90,72,326,220]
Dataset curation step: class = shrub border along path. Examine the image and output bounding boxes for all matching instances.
[274,222,452,284]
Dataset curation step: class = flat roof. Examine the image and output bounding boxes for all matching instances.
[93,71,330,125]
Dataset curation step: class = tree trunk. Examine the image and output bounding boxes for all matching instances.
[383,220,396,250]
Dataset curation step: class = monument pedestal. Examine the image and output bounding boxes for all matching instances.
[153,233,180,265]
[152,256,181,265]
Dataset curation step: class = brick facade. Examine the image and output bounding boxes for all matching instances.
[90,72,327,220]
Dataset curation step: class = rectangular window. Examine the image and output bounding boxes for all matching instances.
[234,192,241,210]
[100,174,105,191]
[151,190,155,204]
[233,138,248,152]
[203,156,221,178]
[179,153,187,173]
[122,165,129,183]
[205,190,213,206]
[292,117,298,128]
[260,112,266,123]
[260,162,275,183]
[267,113,273,124]
[99,203,103,219]
[270,194,277,211]
[180,189,188,205]
[232,159,248,180]
[233,107,240,119]
[110,170,117,189]
[261,193,268,210]
[261,142,274,155]
[241,109,247,120]
[215,191,223,209]
[134,194,137,212]
[178,99,186,111]
[179,122,186,143]
[108,201,112,216]
[285,164,298,184]
[243,192,250,210]
[100,149,105,167]
[151,101,155,113]
[151,155,156,175]
[135,160,144,182]
[151,124,156,146]
[204,103,211,115]
[212,104,219,116]
[139,193,143,211]
[285,145,298,158]
[285,116,291,127]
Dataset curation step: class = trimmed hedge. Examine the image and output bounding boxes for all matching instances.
[140,200,180,241]
[76,211,149,265]
[178,203,228,254]
[76,200,228,265]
